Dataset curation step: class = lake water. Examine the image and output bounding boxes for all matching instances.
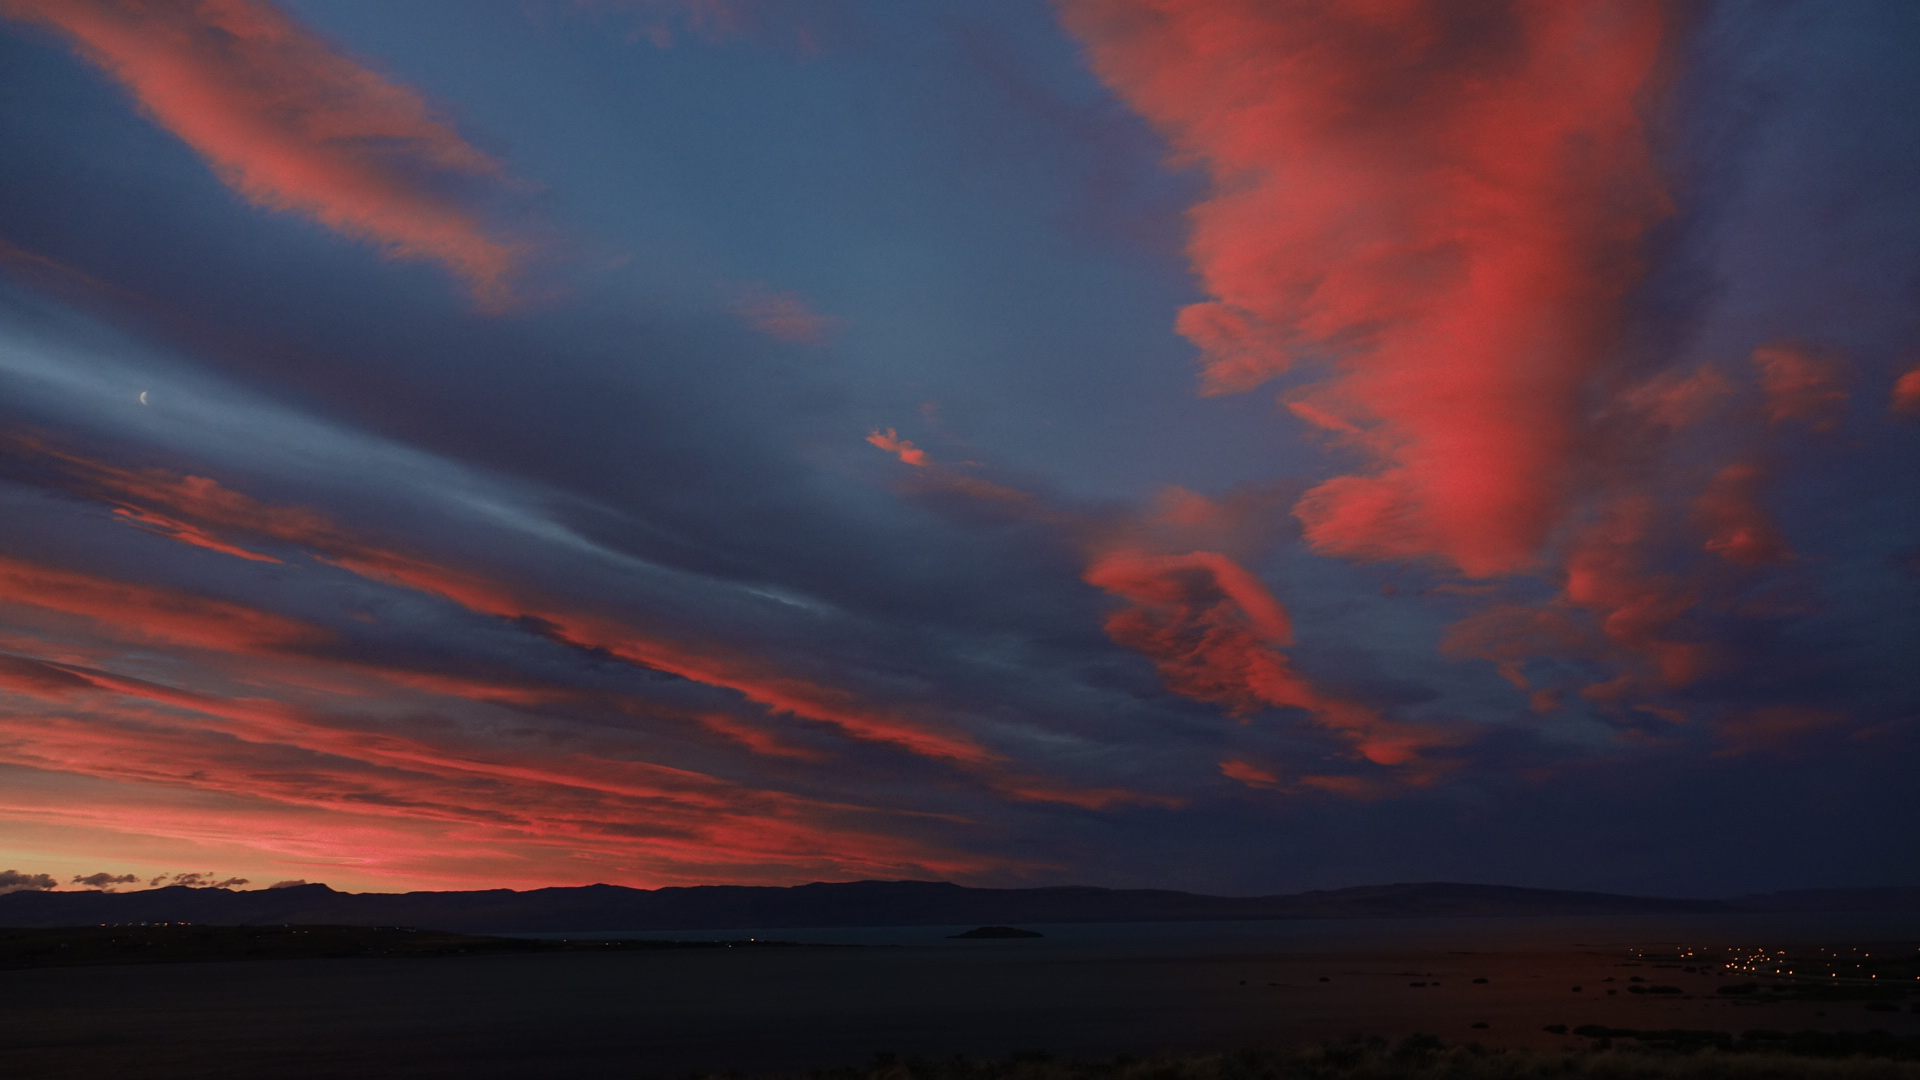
[514,909,1920,950]
[7,912,1918,1079]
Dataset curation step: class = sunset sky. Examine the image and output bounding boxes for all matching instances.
[0,0,1915,899]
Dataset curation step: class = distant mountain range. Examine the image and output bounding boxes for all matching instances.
[2,880,1914,934]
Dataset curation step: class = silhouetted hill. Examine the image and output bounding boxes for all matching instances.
[0,879,1759,934]
[1729,887,1920,912]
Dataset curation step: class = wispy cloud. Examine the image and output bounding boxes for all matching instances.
[2,0,529,306]
[735,285,841,344]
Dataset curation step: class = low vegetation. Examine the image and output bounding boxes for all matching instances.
[758,1038,1920,1080]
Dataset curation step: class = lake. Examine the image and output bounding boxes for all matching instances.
[4,912,1917,1079]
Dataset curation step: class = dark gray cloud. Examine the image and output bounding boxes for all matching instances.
[0,870,57,894]
[71,872,140,889]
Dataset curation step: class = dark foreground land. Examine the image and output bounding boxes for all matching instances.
[3,915,1919,1079]
[788,1042,1920,1080]
[753,1042,1920,1080]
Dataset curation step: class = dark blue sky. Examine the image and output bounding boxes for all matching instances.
[0,0,1914,897]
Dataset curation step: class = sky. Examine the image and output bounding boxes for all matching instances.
[0,0,1915,900]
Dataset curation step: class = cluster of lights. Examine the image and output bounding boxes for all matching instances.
[1689,943,1920,983]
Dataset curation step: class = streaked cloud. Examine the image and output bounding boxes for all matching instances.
[2,0,528,305]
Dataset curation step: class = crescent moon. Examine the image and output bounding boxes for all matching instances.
[138,391,148,405]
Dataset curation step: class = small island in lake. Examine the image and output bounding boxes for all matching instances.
[948,926,1043,939]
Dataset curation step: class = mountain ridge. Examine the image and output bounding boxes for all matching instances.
[4,878,1910,934]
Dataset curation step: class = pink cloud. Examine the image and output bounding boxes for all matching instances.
[866,428,929,467]
[1695,463,1792,565]
[2,0,527,305]
[0,554,328,655]
[1752,340,1848,430]
[735,286,841,344]
[1219,759,1279,789]
[856,430,1455,782]
[1084,548,1446,768]
[1058,0,1672,579]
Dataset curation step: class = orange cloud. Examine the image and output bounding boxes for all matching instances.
[1,0,525,305]
[1752,340,1848,430]
[1057,1,1670,578]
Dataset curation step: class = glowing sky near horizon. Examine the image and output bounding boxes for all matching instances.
[0,0,1915,898]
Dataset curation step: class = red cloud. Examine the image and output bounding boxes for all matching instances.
[329,547,1000,765]
[1057,1,1670,578]
[1083,548,1442,767]
[0,653,96,697]
[1619,366,1734,430]
[1562,498,1711,691]
[12,438,1009,770]
[1056,4,1846,725]
[1892,361,1920,417]
[1711,705,1846,758]
[866,428,929,467]
[111,506,282,563]
[1752,341,1848,430]
[20,437,1190,813]
[1218,758,1279,789]
[0,703,997,885]
[2,0,524,305]
[1695,463,1792,565]
[0,555,327,654]
[0,643,1020,884]
[698,713,827,762]
[1438,501,1716,715]
[857,433,1452,779]
[987,777,1183,811]
[1439,604,1594,693]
